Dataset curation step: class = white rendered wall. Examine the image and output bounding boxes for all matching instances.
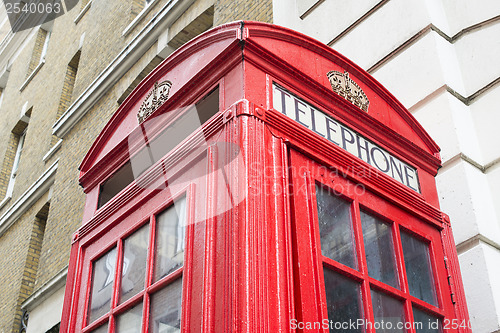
[274,0,500,331]
[25,287,65,333]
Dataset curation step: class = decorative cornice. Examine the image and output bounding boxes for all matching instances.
[0,160,58,236]
[21,267,68,311]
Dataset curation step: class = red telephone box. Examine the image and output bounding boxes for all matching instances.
[61,22,471,333]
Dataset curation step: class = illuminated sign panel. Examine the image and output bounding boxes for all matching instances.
[273,84,420,193]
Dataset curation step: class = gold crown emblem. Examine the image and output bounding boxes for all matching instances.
[137,80,172,123]
[327,71,369,112]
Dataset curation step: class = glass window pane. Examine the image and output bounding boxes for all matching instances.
[371,289,405,333]
[88,248,117,324]
[116,302,143,333]
[90,323,108,333]
[149,278,183,333]
[155,197,187,281]
[400,231,438,306]
[323,268,364,333]
[120,225,150,303]
[315,185,357,269]
[412,307,442,333]
[361,211,399,288]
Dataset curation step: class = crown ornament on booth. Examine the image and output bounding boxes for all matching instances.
[327,71,369,112]
[137,80,172,123]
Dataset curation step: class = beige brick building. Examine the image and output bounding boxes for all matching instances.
[0,0,498,332]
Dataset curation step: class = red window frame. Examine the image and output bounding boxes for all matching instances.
[290,150,457,332]
[81,188,195,333]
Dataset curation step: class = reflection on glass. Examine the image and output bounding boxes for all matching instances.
[323,268,364,333]
[155,197,186,281]
[88,248,117,324]
[315,185,357,269]
[412,307,442,333]
[400,231,438,306]
[90,323,108,333]
[150,278,183,333]
[361,211,399,288]
[120,225,149,303]
[371,289,405,333]
[116,302,143,333]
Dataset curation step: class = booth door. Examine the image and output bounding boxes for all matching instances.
[77,193,191,333]
[290,150,460,333]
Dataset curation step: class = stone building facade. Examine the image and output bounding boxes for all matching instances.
[0,0,497,332]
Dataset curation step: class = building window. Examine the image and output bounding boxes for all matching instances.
[56,50,80,120]
[6,129,26,197]
[85,197,186,332]
[290,153,455,332]
[0,108,31,201]
[49,50,81,147]
[27,27,51,78]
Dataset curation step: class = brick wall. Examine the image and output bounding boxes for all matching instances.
[11,203,48,332]
[214,0,272,25]
[0,192,49,333]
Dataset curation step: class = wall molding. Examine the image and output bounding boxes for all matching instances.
[74,0,92,25]
[42,139,63,162]
[456,233,500,255]
[441,152,500,175]
[327,0,389,46]
[299,0,325,20]
[52,0,196,139]
[20,59,45,92]
[122,0,163,36]
[0,160,58,236]
[367,16,500,74]
[21,267,67,311]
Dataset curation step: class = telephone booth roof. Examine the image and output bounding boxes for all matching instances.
[79,21,441,195]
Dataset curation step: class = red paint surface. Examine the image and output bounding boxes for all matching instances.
[61,21,470,332]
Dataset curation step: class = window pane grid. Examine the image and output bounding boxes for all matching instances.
[85,197,187,332]
[392,221,410,295]
[368,278,406,301]
[360,210,400,289]
[322,255,363,281]
[314,181,443,333]
[83,314,111,333]
[409,297,444,317]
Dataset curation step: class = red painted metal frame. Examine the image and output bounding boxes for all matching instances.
[289,150,455,332]
[61,21,471,332]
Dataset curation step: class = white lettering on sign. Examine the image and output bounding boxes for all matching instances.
[273,84,420,193]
